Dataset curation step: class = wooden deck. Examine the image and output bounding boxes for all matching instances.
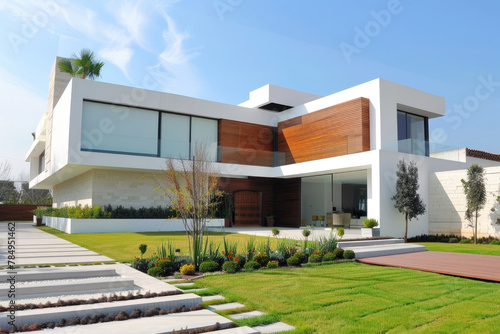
[358,251,500,282]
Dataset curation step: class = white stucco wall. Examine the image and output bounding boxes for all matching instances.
[429,166,500,238]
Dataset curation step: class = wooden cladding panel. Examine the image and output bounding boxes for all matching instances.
[278,97,370,164]
[219,119,274,167]
[273,178,301,227]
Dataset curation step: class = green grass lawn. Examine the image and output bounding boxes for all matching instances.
[196,262,500,333]
[37,226,284,262]
[414,242,500,256]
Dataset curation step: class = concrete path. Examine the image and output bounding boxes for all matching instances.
[359,251,500,282]
[0,223,113,266]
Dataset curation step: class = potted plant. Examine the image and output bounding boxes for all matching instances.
[33,207,46,226]
[361,218,380,238]
[265,215,276,227]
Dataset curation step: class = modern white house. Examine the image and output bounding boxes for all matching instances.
[26,58,500,238]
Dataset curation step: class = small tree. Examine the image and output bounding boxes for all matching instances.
[153,143,220,267]
[461,164,486,244]
[58,48,104,80]
[391,160,426,242]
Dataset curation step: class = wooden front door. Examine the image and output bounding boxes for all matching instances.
[234,191,261,226]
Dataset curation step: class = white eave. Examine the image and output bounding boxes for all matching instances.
[25,138,45,162]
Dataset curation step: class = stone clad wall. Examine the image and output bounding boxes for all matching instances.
[429,166,500,238]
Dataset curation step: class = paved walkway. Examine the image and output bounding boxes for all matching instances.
[359,251,500,282]
[0,223,113,266]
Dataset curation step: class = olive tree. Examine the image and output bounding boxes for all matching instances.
[461,164,486,244]
[391,160,426,242]
[153,144,221,267]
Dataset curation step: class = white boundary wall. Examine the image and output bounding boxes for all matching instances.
[44,217,225,234]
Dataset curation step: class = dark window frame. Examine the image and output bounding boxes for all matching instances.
[397,110,429,156]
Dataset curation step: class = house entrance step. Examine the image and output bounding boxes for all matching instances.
[345,243,426,259]
[39,309,234,334]
[253,322,296,333]
[338,238,403,248]
[208,302,245,311]
[229,310,266,320]
[0,293,202,328]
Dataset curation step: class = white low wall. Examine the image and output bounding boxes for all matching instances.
[43,217,225,234]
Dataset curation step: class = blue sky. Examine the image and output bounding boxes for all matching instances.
[1,0,499,178]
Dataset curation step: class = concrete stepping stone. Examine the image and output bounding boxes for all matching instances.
[40,309,233,334]
[187,288,208,292]
[253,322,295,333]
[174,282,195,286]
[206,326,260,333]
[229,310,266,320]
[0,268,118,281]
[202,295,225,302]
[163,278,185,283]
[0,293,202,328]
[208,302,245,311]
[0,277,134,298]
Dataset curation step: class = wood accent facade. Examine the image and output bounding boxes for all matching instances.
[218,119,274,167]
[218,177,301,227]
[0,204,51,221]
[273,178,301,228]
[277,97,370,164]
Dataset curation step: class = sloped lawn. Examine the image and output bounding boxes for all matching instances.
[198,262,500,333]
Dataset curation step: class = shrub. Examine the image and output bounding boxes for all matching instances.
[252,253,270,267]
[344,250,355,259]
[337,227,345,238]
[223,261,240,273]
[180,264,196,275]
[147,267,164,277]
[286,255,301,267]
[363,218,379,228]
[157,259,174,276]
[302,229,311,238]
[199,261,219,273]
[491,240,500,245]
[272,228,280,236]
[448,238,459,243]
[294,252,308,263]
[308,254,322,263]
[132,259,149,273]
[267,260,279,269]
[459,238,471,244]
[332,247,344,260]
[322,253,336,262]
[428,235,437,242]
[244,261,261,271]
[270,252,286,266]
[237,254,247,268]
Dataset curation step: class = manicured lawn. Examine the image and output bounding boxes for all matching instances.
[197,262,500,333]
[414,242,500,256]
[37,226,284,262]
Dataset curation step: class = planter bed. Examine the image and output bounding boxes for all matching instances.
[44,217,224,234]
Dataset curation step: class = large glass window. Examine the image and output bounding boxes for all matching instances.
[191,117,218,162]
[160,113,190,159]
[301,174,333,227]
[81,101,219,161]
[397,111,428,156]
[81,101,159,156]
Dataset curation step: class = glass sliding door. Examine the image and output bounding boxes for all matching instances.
[301,174,332,227]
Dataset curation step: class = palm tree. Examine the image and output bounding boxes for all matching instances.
[57,48,104,80]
